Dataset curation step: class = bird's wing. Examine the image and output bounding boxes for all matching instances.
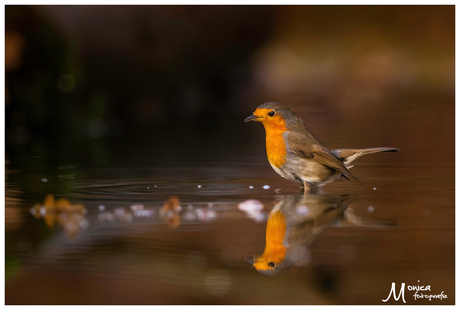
[287,131,315,159]
[287,131,356,180]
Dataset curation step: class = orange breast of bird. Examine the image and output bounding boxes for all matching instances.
[259,111,289,169]
[254,210,287,271]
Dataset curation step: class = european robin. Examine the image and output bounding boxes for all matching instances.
[245,102,399,192]
[246,193,396,275]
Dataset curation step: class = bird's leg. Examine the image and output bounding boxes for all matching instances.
[303,181,310,194]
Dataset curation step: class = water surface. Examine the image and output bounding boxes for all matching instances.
[5,138,454,304]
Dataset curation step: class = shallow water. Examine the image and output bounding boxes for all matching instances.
[5,136,455,305]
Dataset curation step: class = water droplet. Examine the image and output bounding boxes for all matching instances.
[207,210,217,220]
[197,185,202,189]
[114,208,125,216]
[367,206,375,213]
[134,209,155,218]
[238,200,263,213]
[41,178,48,183]
[373,188,377,190]
[98,212,115,222]
[249,186,254,189]
[195,208,207,221]
[251,212,265,222]
[275,188,282,193]
[98,205,105,211]
[296,205,309,215]
[183,210,196,221]
[130,204,144,211]
[79,218,90,230]
[238,200,265,222]
[165,210,174,218]
[263,185,270,190]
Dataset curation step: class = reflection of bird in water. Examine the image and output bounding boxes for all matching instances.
[246,193,395,275]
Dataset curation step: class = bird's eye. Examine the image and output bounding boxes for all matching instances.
[268,262,275,268]
[268,111,275,117]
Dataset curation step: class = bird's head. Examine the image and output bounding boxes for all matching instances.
[245,254,294,276]
[245,209,294,276]
[244,102,296,130]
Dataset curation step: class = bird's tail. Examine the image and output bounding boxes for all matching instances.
[332,147,400,167]
[338,208,398,228]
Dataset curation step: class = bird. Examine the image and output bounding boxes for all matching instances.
[245,102,399,192]
[245,193,396,275]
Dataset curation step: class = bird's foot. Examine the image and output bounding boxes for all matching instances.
[302,181,310,194]
[301,181,320,194]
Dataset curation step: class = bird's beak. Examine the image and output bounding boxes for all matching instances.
[245,256,256,265]
[244,114,261,122]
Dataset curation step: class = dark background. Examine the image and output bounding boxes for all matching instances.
[6,5,454,168]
